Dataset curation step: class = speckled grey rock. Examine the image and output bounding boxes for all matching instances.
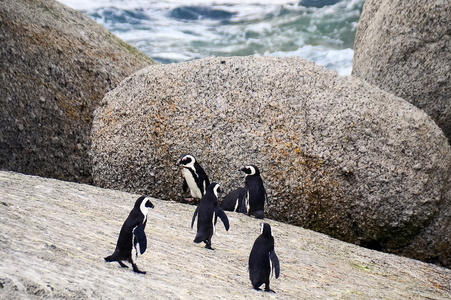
[352,0,451,143]
[91,56,451,268]
[0,0,153,183]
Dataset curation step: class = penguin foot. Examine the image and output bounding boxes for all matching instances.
[253,210,265,219]
[132,264,146,274]
[204,241,214,250]
[117,261,129,268]
[182,197,199,205]
[264,285,275,293]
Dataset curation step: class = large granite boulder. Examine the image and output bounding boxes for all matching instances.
[352,0,451,143]
[0,0,153,183]
[91,56,451,267]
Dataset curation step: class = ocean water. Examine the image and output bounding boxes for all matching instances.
[58,0,365,75]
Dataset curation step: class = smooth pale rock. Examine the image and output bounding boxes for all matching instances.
[1,171,450,299]
[0,0,153,183]
[91,56,451,268]
[352,0,451,142]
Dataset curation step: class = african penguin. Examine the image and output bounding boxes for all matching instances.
[104,196,154,274]
[179,154,210,203]
[241,165,268,219]
[248,223,280,292]
[191,182,229,250]
[221,187,247,214]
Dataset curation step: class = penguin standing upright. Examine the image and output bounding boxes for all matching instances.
[248,223,280,292]
[179,154,210,203]
[191,182,229,250]
[241,165,268,219]
[104,196,154,274]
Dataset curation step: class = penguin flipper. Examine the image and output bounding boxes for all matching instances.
[215,207,230,231]
[198,176,208,196]
[191,206,199,229]
[237,188,247,214]
[183,178,189,193]
[270,250,280,279]
[134,224,147,255]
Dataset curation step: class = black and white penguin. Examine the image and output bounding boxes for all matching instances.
[104,196,154,274]
[191,182,229,250]
[221,187,247,214]
[241,165,268,219]
[248,223,280,292]
[179,154,210,203]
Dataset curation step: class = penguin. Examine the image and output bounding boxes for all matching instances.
[179,154,210,203]
[221,187,247,214]
[191,182,229,250]
[248,223,280,292]
[104,196,154,274]
[241,165,268,219]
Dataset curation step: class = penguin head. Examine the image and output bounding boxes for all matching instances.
[260,223,272,237]
[135,196,154,212]
[144,199,154,209]
[240,165,260,176]
[179,154,196,169]
[207,182,221,198]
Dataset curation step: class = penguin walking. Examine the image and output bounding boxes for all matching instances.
[248,223,280,292]
[179,154,210,203]
[221,187,247,214]
[191,182,229,250]
[242,165,268,219]
[104,196,154,274]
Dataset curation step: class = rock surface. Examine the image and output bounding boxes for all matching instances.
[352,0,451,143]
[90,56,451,267]
[0,0,153,183]
[1,171,450,299]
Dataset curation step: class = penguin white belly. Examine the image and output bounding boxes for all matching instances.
[182,168,202,199]
[245,190,250,212]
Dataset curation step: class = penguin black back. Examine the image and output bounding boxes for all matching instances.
[179,154,210,202]
[248,223,280,292]
[221,187,247,214]
[191,182,229,249]
[241,165,267,219]
[104,196,154,274]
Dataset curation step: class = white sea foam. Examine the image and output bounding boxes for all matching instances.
[59,0,299,11]
[264,46,354,75]
[57,0,364,74]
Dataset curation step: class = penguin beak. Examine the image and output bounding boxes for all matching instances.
[240,167,246,172]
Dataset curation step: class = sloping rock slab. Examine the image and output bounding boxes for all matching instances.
[1,171,450,299]
[91,56,451,267]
